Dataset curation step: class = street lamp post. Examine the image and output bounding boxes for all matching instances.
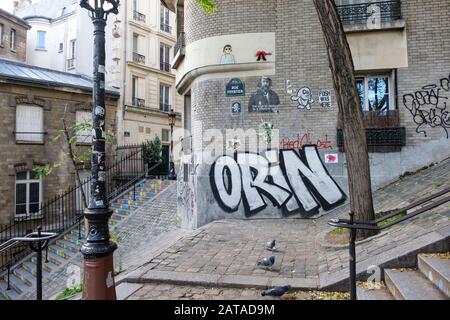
[79,0,119,300]
[168,109,177,180]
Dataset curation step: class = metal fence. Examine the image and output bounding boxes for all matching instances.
[336,0,402,25]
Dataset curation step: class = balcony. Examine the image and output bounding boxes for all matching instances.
[160,62,171,72]
[133,52,145,65]
[132,97,146,108]
[172,32,186,69]
[160,23,172,34]
[133,10,146,23]
[160,103,171,112]
[336,0,402,27]
[67,58,75,69]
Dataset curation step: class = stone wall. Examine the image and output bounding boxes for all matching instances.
[0,13,28,62]
[0,84,118,224]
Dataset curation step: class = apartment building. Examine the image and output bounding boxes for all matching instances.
[0,8,30,62]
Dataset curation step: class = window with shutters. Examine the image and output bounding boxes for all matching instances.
[76,111,92,144]
[15,171,42,217]
[15,105,44,143]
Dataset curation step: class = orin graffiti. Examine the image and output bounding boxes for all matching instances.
[210,146,346,217]
[291,87,314,110]
[403,75,450,138]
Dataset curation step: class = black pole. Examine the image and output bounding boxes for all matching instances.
[36,227,42,301]
[349,211,357,301]
[7,265,11,290]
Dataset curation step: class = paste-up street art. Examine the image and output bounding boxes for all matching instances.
[227,138,241,151]
[231,102,242,116]
[319,90,332,108]
[248,76,280,113]
[220,45,236,64]
[280,132,332,150]
[403,75,450,138]
[325,153,339,164]
[256,50,272,61]
[291,87,314,110]
[210,146,346,217]
[285,80,293,94]
[258,122,275,145]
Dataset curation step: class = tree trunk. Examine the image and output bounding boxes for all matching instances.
[313,0,376,238]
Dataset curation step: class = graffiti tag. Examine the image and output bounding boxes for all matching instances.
[280,133,332,150]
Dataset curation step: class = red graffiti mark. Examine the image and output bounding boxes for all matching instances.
[280,133,333,150]
[326,154,337,163]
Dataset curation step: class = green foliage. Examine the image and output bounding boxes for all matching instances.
[55,284,83,300]
[377,212,407,227]
[144,136,163,163]
[195,0,217,14]
[33,163,63,179]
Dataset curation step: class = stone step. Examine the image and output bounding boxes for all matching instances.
[48,246,75,260]
[3,273,30,295]
[385,269,448,300]
[32,251,66,268]
[70,229,85,239]
[63,234,84,247]
[418,254,450,298]
[55,239,80,253]
[21,261,51,277]
[356,283,394,300]
[0,279,21,300]
[12,267,35,287]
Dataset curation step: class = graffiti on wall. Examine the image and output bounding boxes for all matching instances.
[248,76,280,113]
[210,146,346,217]
[280,132,333,150]
[403,75,450,138]
[291,87,314,110]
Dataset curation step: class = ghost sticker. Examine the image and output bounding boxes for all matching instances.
[291,87,314,110]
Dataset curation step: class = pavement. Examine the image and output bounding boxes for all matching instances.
[119,157,450,300]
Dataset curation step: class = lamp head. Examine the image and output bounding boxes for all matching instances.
[80,0,119,15]
[168,109,176,126]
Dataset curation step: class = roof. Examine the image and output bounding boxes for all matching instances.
[0,8,31,29]
[0,58,120,96]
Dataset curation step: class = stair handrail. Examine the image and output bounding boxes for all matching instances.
[328,187,450,300]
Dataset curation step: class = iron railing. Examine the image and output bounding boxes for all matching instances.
[160,23,172,34]
[329,187,450,300]
[14,132,47,143]
[174,32,185,58]
[336,0,402,25]
[0,147,146,273]
[133,52,145,64]
[132,97,146,108]
[337,127,406,153]
[160,62,171,72]
[133,10,146,23]
[160,103,171,113]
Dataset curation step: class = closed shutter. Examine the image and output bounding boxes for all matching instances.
[16,105,43,143]
[76,111,92,143]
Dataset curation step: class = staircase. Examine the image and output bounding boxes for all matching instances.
[0,178,173,300]
[357,253,450,300]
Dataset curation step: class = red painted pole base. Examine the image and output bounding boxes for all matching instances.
[82,254,117,300]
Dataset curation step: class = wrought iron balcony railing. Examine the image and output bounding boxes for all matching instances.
[132,97,146,108]
[160,62,171,72]
[336,0,402,26]
[133,52,145,64]
[160,103,171,112]
[133,10,146,23]
[67,58,75,69]
[174,32,185,58]
[160,23,172,34]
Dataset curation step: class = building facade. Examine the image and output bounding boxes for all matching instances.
[165,0,450,229]
[0,8,30,62]
[16,0,183,172]
[0,58,119,225]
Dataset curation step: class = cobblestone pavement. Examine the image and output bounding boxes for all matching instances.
[125,158,450,299]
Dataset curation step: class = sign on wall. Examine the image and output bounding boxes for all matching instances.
[226,78,245,97]
[248,76,280,113]
[231,101,242,116]
[319,90,332,108]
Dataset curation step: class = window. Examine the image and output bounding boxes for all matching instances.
[139,126,144,133]
[162,129,169,142]
[133,33,138,53]
[0,24,4,46]
[10,29,16,51]
[16,171,42,217]
[70,40,76,58]
[146,127,151,134]
[160,84,170,112]
[16,105,44,143]
[37,31,46,49]
[160,6,171,33]
[132,76,139,101]
[76,111,92,144]
[356,74,394,112]
[133,0,139,12]
[160,44,171,72]
[59,42,63,52]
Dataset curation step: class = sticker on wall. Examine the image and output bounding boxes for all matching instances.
[220,45,236,64]
[231,102,242,116]
[285,80,293,94]
[256,50,272,61]
[98,65,106,74]
[319,90,332,108]
[325,153,339,164]
[227,138,241,151]
[291,87,314,110]
[95,106,105,116]
[226,78,245,97]
[248,76,280,113]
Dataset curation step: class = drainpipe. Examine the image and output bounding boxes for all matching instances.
[121,0,128,135]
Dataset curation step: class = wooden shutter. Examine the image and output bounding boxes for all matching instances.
[16,105,43,143]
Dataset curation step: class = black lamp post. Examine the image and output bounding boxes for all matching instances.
[79,0,119,300]
[168,109,177,180]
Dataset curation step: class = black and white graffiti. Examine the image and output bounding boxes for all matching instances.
[403,75,450,138]
[210,146,346,217]
[291,87,314,110]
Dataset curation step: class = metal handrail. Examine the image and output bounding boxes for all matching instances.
[328,187,450,300]
[336,0,402,25]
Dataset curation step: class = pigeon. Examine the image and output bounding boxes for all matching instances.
[257,256,275,268]
[265,240,276,251]
[261,285,292,297]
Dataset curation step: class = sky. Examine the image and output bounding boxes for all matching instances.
[0,0,39,14]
